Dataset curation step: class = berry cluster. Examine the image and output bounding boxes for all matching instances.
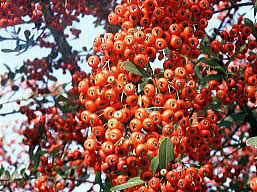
[75,0,257,191]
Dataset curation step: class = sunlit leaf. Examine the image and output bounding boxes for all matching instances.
[122,61,148,77]
[159,137,174,169]
[151,156,159,174]
[246,137,257,148]
[110,177,145,191]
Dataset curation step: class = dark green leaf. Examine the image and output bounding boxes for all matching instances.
[1,78,7,86]
[95,172,102,185]
[8,72,15,80]
[231,112,247,126]
[246,137,257,148]
[151,156,159,174]
[0,104,2,110]
[20,168,29,179]
[218,120,232,128]
[0,166,4,176]
[110,177,145,191]
[159,137,174,169]
[239,155,249,166]
[218,112,246,128]
[199,57,219,66]
[33,147,41,168]
[3,64,12,72]
[121,61,148,77]
[1,49,16,53]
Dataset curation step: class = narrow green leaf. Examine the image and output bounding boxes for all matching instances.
[0,166,4,176]
[127,177,141,182]
[110,178,145,191]
[218,120,232,128]
[94,171,102,185]
[0,104,3,110]
[121,61,148,77]
[1,49,16,53]
[246,137,257,148]
[33,147,41,168]
[159,137,174,169]
[194,63,202,79]
[151,156,159,174]
[3,64,12,72]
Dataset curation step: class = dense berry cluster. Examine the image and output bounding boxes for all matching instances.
[0,0,256,192]
[74,0,257,191]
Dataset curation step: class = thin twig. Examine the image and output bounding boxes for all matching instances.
[213,2,253,14]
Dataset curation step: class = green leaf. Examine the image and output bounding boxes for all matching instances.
[239,155,249,166]
[0,104,3,110]
[8,72,15,80]
[110,177,145,191]
[127,177,141,182]
[121,61,148,77]
[159,137,174,169]
[194,63,202,79]
[1,78,7,86]
[1,49,16,53]
[218,112,247,128]
[0,166,4,176]
[3,64,12,72]
[244,18,257,39]
[246,137,257,148]
[151,156,159,174]
[94,172,102,185]
[20,168,29,179]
